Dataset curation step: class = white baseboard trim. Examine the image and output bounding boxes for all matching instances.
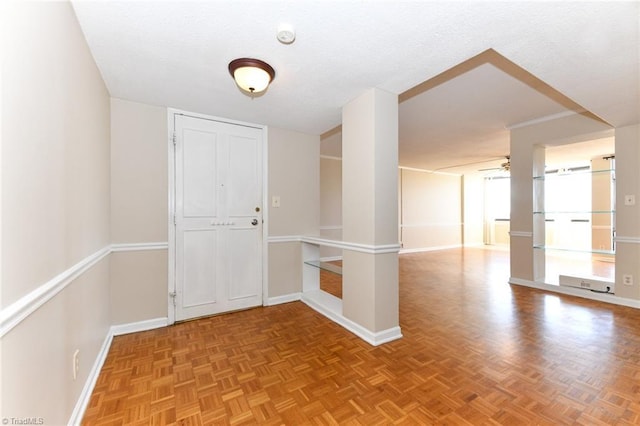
[111,317,169,336]
[301,290,403,346]
[68,330,113,426]
[463,242,486,248]
[399,244,461,254]
[265,293,301,306]
[509,277,640,309]
[68,317,169,425]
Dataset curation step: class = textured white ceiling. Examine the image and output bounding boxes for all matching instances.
[71,1,639,170]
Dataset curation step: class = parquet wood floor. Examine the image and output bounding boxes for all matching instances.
[83,248,640,425]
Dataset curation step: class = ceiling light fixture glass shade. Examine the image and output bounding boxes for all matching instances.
[228,58,275,94]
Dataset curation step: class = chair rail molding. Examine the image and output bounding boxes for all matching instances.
[0,246,111,338]
[1,242,169,337]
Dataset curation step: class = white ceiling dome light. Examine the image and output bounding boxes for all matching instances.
[228,58,276,94]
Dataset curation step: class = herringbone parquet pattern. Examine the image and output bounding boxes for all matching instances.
[82,248,640,425]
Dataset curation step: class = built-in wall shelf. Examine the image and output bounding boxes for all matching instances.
[533,168,615,180]
[533,210,615,215]
[303,260,342,275]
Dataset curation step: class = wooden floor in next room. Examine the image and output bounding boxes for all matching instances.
[83,247,640,425]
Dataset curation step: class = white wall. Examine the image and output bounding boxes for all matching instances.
[1,2,111,423]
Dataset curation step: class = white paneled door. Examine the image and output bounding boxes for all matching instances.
[173,114,263,321]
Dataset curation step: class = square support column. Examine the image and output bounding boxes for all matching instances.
[341,88,401,341]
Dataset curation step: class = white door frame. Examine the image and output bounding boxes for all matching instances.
[167,108,269,324]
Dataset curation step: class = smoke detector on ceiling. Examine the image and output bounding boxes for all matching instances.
[277,24,296,44]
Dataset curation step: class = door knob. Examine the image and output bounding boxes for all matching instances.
[251,219,258,226]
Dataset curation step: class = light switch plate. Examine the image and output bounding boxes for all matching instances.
[272,196,281,208]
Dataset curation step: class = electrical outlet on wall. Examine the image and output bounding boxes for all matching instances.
[623,274,633,286]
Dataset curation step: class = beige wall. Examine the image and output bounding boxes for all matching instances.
[321,134,484,253]
[614,124,640,299]
[110,250,168,323]
[400,168,462,250]
[342,89,398,247]
[110,98,168,243]
[320,157,342,228]
[1,2,111,423]
[320,157,342,258]
[341,88,399,332]
[107,107,321,309]
[268,127,320,297]
[320,158,474,252]
[109,99,168,324]
[268,127,319,236]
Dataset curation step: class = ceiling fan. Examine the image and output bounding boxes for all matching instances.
[479,155,510,172]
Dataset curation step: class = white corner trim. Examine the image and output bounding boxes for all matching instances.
[110,317,169,336]
[68,329,113,426]
[0,246,111,338]
[111,242,169,252]
[319,155,342,161]
[301,291,402,346]
[319,225,343,231]
[265,293,302,306]
[267,235,302,244]
[301,236,401,254]
[68,317,169,425]
[268,235,401,255]
[509,231,533,238]
[615,236,640,245]
[509,277,640,309]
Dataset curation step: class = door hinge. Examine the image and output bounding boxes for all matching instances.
[172,132,177,146]
[169,291,177,306]
[173,214,177,225]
